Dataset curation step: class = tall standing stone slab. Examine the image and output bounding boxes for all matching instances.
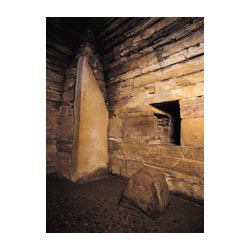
[72,56,109,182]
[123,167,170,217]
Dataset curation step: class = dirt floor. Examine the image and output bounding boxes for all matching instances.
[46,174,204,233]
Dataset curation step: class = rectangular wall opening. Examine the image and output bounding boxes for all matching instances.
[151,100,181,145]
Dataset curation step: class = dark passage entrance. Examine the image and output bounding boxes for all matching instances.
[151,100,181,145]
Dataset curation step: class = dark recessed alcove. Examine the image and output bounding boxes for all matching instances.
[151,100,181,145]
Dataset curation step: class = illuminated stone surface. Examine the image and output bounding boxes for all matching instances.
[74,57,108,181]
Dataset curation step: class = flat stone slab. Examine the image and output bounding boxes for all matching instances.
[123,167,170,218]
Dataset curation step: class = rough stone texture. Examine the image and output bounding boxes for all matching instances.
[123,116,157,143]
[108,142,204,200]
[123,167,170,217]
[100,18,204,201]
[57,105,74,143]
[46,18,85,173]
[180,96,204,119]
[46,86,61,172]
[108,116,123,138]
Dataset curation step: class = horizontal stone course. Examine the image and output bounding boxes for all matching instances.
[133,55,204,87]
[106,30,204,83]
[104,18,203,72]
[110,141,204,176]
[112,160,204,200]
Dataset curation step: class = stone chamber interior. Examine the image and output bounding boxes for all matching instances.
[46,17,204,233]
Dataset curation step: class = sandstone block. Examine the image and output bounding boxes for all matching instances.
[115,143,144,161]
[180,96,204,119]
[133,55,204,87]
[154,81,204,104]
[46,89,61,102]
[46,80,62,93]
[123,167,170,217]
[156,145,182,158]
[46,100,60,112]
[57,119,74,143]
[121,160,144,178]
[182,146,204,162]
[123,116,157,143]
[181,117,204,147]
[175,159,204,178]
[46,113,59,140]
[108,116,123,138]
[142,153,203,178]
[74,57,108,180]
[46,69,64,83]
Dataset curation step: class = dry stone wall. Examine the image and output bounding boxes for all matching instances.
[46,18,108,179]
[56,39,108,180]
[46,18,74,174]
[97,17,204,200]
[46,18,90,174]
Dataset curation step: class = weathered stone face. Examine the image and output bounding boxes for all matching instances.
[73,57,108,181]
[103,18,204,201]
[123,116,157,143]
[123,167,170,218]
[108,116,123,138]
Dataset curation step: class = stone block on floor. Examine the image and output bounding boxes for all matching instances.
[123,167,170,218]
